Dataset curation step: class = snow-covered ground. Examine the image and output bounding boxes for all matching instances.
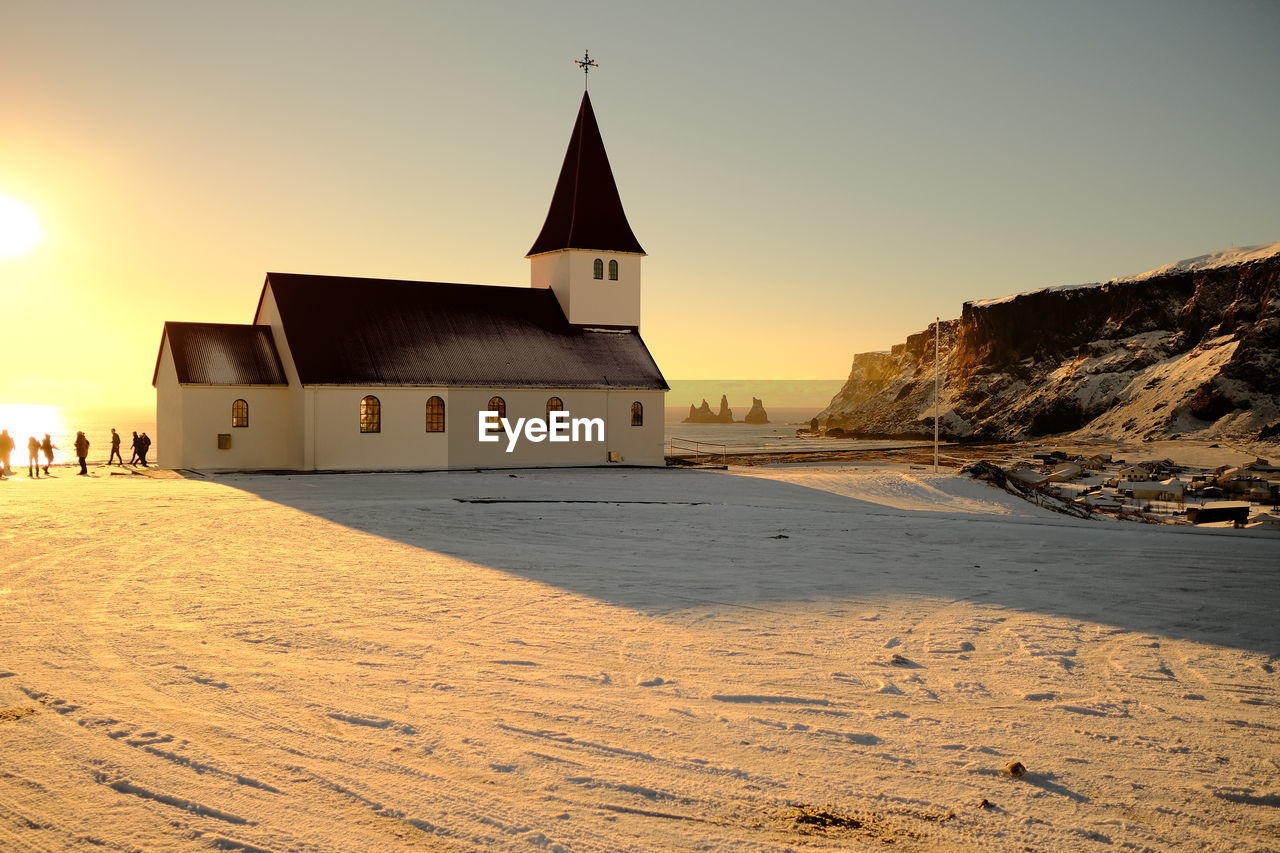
[1,464,1277,851]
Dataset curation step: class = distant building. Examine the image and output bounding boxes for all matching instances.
[1078,493,1122,510]
[154,92,668,471]
[1247,511,1280,530]
[1046,463,1084,482]
[1186,502,1251,525]
[1008,466,1049,487]
[1111,478,1185,505]
[1222,477,1275,501]
[1082,454,1111,470]
[1244,463,1280,482]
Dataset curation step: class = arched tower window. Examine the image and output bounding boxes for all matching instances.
[231,399,248,428]
[631,401,644,426]
[425,396,445,432]
[593,258,604,279]
[546,396,564,417]
[608,259,619,281]
[360,396,381,433]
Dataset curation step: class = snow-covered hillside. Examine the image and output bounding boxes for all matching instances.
[1113,241,1280,283]
[818,243,1280,441]
[1,467,1277,851]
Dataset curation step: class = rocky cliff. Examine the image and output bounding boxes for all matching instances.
[816,243,1280,442]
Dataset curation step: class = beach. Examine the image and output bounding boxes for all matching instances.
[1,464,1277,851]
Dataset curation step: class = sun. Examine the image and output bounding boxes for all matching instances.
[0,194,45,257]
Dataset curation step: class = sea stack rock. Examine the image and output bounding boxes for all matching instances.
[744,397,769,424]
[716,395,734,423]
[683,399,718,423]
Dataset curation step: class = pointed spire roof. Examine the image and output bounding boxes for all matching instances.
[527,91,645,257]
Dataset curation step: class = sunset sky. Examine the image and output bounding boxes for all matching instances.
[2,0,1278,410]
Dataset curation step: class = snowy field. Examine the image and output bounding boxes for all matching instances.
[1,464,1278,851]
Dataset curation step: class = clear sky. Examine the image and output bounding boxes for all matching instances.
[2,0,1278,409]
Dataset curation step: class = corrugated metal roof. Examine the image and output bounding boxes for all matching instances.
[265,273,668,390]
[527,91,646,257]
[161,322,288,385]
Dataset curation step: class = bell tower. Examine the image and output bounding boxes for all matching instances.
[528,90,646,329]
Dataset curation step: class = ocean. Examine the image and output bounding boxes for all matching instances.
[662,407,918,454]
[0,404,156,467]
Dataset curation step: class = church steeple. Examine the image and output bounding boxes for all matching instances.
[527,91,645,257]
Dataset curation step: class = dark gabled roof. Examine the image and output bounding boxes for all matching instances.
[154,322,288,386]
[527,91,645,257]
[259,272,668,390]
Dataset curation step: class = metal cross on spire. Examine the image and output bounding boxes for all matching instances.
[574,49,599,89]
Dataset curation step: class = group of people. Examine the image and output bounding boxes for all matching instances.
[0,428,151,479]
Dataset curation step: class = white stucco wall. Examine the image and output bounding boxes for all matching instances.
[159,374,664,470]
[156,330,300,470]
[446,388,664,469]
[605,389,666,466]
[530,250,643,327]
[310,387,451,471]
[179,386,298,470]
[253,285,303,386]
[299,387,665,471]
[155,340,184,469]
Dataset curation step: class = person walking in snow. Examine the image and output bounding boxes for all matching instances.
[129,431,140,465]
[0,428,14,475]
[107,428,124,465]
[74,431,90,476]
[27,436,41,478]
[138,432,152,467]
[40,434,56,475]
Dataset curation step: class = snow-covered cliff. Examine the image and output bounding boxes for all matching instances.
[817,243,1280,441]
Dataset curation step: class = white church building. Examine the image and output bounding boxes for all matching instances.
[153,92,668,471]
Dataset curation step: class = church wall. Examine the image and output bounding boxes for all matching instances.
[297,387,664,471]
[530,250,642,327]
[253,284,303,386]
[155,339,185,469]
[565,252,642,328]
[445,387,665,469]
[605,389,666,466]
[176,386,298,470]
[311,387,450,471]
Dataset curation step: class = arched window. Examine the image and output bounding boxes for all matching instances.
[608,259,619,281]
[485,396,506,435]
[231,399,249,428]
[425,396,445,432]
[360,395,381,433]
[546,396,564,417]
[631,401,644,426]
[593,258,604,279]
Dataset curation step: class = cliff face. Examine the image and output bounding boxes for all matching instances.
[817,244,1280,441]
